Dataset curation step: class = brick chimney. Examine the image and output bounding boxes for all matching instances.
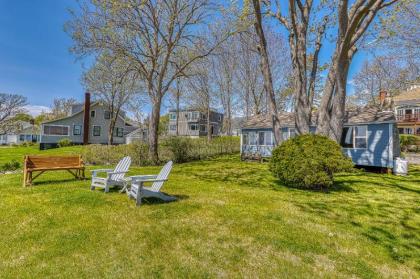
[83,92,91,145]
[379,90,387,105]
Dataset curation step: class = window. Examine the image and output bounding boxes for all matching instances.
[189,124,198,131]
[354,126,367,148]
[93,126,101,136]
[73,125,82,135]
[218,115,222,121]
[191,112,199,120]
[248,132,258,145]
[91,110,96,118]
[398,128,404,134]
[416,128,420,135]
[200,125,207,132]
[19,135,25,141]
[43,125,69,136]
[169,113,176,120]
[258,131,273,146]
[242,133,248,145]
[104,111,111,119]
[340,126,367,149]
[115,127,124,137]
[289,128,296,138]
[169,125,177,131]
[405,128,413,134]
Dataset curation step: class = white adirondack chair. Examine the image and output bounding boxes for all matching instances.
[91,156,131,193]
[127,161,175,206]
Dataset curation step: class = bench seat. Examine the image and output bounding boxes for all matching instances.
[23,155,85,186]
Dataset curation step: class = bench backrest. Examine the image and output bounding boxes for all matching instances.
[24,155,83,170]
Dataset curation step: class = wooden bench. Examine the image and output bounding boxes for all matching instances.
[23,155,85,187]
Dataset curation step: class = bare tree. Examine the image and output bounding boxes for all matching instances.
[66,0,225,162]
[211,39,237,136]
[0,93,27,133]
[251,0,282,145]
[317,0,399,141]
[184,58,215,142]
[83,54,139,145]
[51,97,77,119]
[350,55,419,108]
[235,31,265,117]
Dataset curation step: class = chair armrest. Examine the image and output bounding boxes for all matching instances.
[129,175,158,180]
[131,177,167,183]
[91,169,114,173]
[91,169,114,178]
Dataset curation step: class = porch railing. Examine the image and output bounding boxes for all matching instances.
[396,114,420,122]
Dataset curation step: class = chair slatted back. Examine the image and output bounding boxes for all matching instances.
[110,156,131,181]
[151,161,173,192]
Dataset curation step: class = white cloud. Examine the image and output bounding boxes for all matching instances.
[23,105,51,117]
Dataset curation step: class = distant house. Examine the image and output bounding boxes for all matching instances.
[394,86,420,135]
[40,93,136,149]
[125,127,148,144]
[167,108,223,137]
[0,120,40,145]
[240,107,400,169]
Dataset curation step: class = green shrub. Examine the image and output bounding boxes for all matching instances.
[399,135,420,152]
[1,159,21,171]
[81,136,240,166]
[163,137,192,163]
[58,138,72,148]
[269,134,354,190]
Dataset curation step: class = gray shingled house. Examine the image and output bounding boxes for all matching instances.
[241,107,400,169]
[167,108,223,137]
[40,93,136,149]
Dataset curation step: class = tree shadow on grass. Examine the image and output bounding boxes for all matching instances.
[140,194,189,205]
[272,179,357,193]
[30,178,85,187]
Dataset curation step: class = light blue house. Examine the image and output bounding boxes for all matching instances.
[240,107,400,169]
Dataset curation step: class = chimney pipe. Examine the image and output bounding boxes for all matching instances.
[83,92,91,145]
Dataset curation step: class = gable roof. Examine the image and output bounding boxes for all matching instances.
[241,107,396,129]
[41,102,128,125]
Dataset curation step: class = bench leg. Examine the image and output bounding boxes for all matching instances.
[23,170,27,187]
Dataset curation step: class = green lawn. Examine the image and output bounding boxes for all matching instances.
[0,151,419,277]
[0,145,82,166]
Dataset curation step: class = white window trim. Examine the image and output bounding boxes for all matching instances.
[92,125,101,137]
[73,124,82,136]
[42,124,70,136]
[342,125,368,150]
[115,127,124,137]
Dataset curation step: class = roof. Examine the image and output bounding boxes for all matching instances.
[41,102,128,125]
[168,107,222,114]
[241,107,396,129]
[394,87,420,104]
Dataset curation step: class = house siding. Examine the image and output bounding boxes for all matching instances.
[41,104,127,145]
[241,123,398,168]
[168,110,223,137]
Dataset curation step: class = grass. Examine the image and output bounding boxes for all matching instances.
[0,145,82,166]
[0,151,419,278]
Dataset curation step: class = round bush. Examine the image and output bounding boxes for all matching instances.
[58,138,72,148]
[269,134,354,189]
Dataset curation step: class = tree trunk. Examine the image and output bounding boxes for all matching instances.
[252,0,282,145]
[176,87,180,136]
[148,97,161,164]
[207,103,211,143]
[108,118,116,145]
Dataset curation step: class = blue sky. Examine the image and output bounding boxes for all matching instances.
[0,1,365,116]
[0,0,85,114]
